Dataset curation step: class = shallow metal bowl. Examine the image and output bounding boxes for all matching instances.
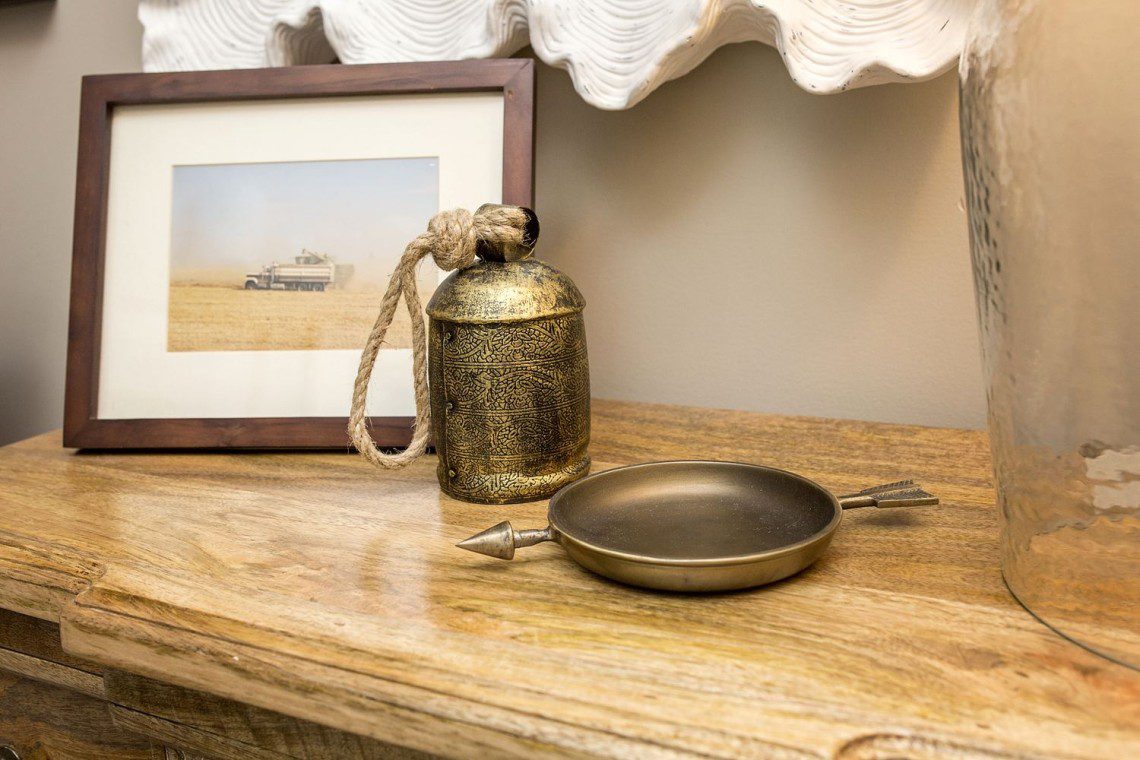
[458,461,936,592]
[551,461,840,591]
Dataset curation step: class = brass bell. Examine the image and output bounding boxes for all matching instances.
[425,205,590,504]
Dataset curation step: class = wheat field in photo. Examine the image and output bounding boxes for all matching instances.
[167,269,434,352]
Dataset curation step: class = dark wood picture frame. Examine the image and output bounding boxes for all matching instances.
[64,59,535,450]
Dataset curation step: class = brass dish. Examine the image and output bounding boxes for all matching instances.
[457,461,938,592]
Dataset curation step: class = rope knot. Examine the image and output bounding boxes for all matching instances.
[426,208,478,271]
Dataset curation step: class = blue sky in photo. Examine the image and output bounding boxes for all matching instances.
[170,157,439,275]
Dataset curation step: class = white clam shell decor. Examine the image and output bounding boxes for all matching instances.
[139,0,974,109]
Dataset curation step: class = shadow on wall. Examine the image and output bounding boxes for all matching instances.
[0,1,57,43]
[533,42,984,429]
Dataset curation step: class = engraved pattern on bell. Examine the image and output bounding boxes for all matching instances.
[444,319,587,362]
[429,315,591,504]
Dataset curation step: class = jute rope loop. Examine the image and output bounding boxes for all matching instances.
[349,205,530,468]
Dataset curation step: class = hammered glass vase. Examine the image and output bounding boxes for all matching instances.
[960,0,1139,668]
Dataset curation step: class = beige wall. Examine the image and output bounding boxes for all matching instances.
[0,0,144,446]
[0,0,984,446]
[536,43,985,431]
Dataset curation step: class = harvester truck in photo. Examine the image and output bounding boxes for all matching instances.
[244,250,354,291]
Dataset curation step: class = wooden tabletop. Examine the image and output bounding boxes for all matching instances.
[0,400,1136,759]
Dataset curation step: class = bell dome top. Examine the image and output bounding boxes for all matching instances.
[426,257,585,324]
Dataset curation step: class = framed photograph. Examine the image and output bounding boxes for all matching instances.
[64,60,534,449]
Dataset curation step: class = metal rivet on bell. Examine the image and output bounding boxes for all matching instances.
[446,402,454,411]
[448,469,457,478]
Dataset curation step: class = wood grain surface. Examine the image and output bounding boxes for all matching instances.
[0,609,100,676]
[0,670,155,760]
[0,400,1136,759]
[0,610,104,700]
[105,672,432,760]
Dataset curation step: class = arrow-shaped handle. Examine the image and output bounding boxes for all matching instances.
[838,480,938,509]
[456,521,556,560]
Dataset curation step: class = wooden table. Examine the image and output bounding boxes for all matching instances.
[0,400,1135,759]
